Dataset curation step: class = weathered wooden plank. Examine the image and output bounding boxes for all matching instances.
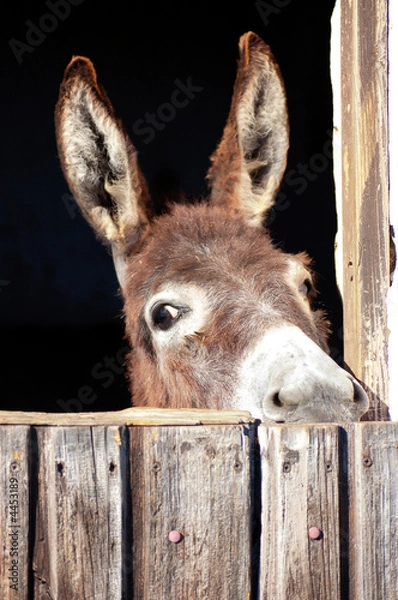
[0,420,394,598]
[0,426,31,600]
[0,408,254,427]
[387,0,398,420]
[32,426,129,599]
[345,422,398,599]
[332,0,390,419]
[258,424,342,600]
[130,424,254,599]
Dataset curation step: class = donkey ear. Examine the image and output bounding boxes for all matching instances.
[207,32,289,225]
[55,56,152,279]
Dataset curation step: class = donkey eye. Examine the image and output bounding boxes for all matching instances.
[299,279,313,297]
[151,304,188,331]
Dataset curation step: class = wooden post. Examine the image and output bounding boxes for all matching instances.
[331,0,390,420]
[387,0,398,419]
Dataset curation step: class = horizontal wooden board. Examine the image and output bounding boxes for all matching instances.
[0,408,254,427]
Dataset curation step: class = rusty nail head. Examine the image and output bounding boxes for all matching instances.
[168,530,182,543]
[308,526,321,540]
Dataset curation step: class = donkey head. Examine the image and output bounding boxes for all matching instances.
[55,32,369,423]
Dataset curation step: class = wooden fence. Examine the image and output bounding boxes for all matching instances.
[0,409,397,599]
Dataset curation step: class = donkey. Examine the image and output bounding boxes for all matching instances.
[55,32,368,423]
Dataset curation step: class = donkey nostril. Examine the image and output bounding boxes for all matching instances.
[272,393,284,408]
[352,378,369,410]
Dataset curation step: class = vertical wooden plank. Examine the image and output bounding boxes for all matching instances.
[387,0,398,420]
[334,0,390,419]
[33,426,129,599]
[346,422,398,598]
[130,424,253,599]
[0,426,31,600]
[258,424,341,600]
[331,0,343,295]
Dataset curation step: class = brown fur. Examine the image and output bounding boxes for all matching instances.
[123,202,329,408]
[207,34,289,223]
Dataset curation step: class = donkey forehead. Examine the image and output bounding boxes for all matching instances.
[126,208,314,311]
[127,244,322,359]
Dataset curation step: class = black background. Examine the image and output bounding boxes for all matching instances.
[0,0,341,412]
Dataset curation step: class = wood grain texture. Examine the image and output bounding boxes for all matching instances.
[130,424,254,600]
[334,0,390,419]
[0,421,395,598]
[345,422,398,599]
[387,0,398,419]
[258,424,342,600]
[0,408,254,427]
[32,426,129,599]
[0,426,31,600]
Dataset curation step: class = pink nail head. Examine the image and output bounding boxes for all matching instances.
[308,526,321,540]
[168,530,182,543]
